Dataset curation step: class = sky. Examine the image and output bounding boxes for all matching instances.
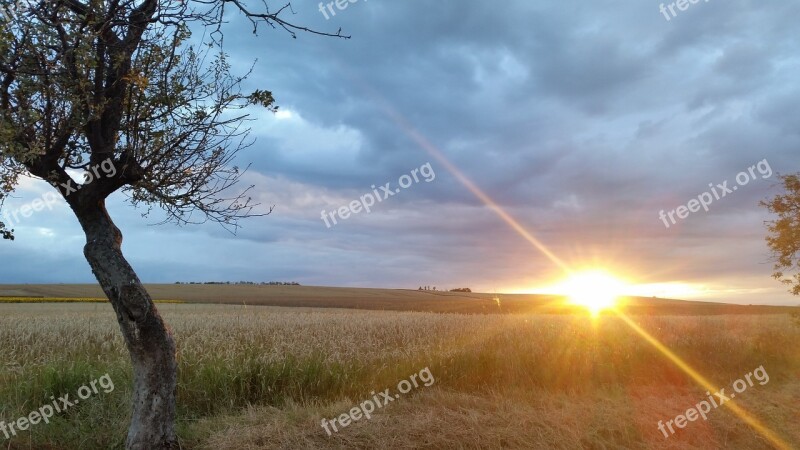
[1,0,799,305]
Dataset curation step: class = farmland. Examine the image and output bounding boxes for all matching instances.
[0,284,795,315]
[0,286,799,448]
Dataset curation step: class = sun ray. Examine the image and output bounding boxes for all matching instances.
[333,59,572,275]
[555,269,625,315]
[615,312,792,450]
[335,65,791,449]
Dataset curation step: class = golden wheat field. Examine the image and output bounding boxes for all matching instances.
[0,302,798,449]
[0,297,184,304]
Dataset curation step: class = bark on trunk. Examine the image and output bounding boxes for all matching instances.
[74,201,178,449]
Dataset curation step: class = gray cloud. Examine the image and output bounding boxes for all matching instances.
[2,0,799,305]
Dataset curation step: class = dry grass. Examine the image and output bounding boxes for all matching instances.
[0,297,183,303]
[0,303,798,449]
[194,384,800,450]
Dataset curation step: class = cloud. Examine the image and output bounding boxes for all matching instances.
[3,1,800,305]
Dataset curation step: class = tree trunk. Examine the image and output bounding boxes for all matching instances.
[73,201,178,449]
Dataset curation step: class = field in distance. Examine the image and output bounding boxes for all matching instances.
[0,284,796,315]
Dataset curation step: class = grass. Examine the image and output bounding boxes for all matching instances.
[0,297,184,304]
[0,303,798,448]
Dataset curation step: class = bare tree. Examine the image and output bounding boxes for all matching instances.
[0,0,344,447]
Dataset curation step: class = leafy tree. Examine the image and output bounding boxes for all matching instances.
[762,174,800,295]
[0,0,343,448]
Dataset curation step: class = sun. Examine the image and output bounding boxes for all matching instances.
[557,270,626,315]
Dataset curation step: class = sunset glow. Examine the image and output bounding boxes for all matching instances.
[556,270,627,315]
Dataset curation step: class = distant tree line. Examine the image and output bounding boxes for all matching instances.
[417,286,472,293]
[175,281,301,286]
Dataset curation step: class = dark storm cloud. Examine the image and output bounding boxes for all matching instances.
[3,0,799,304]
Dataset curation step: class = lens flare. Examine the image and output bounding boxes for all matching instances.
[558,270,626,315]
